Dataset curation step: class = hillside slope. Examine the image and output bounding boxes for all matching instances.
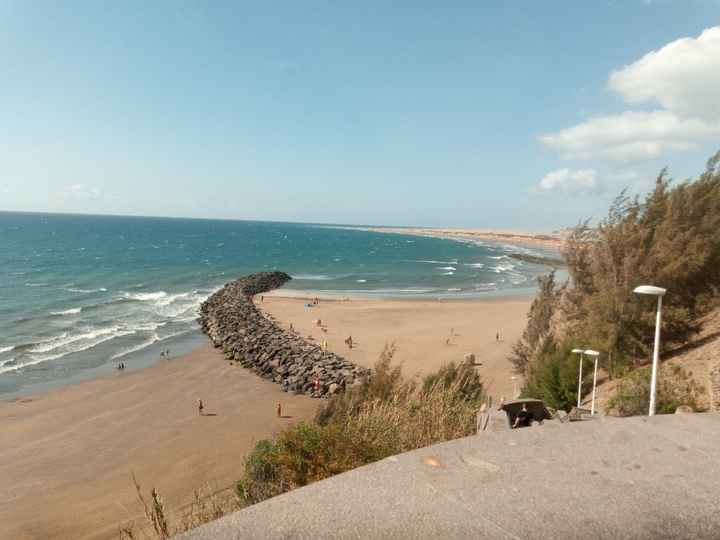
[590,307,720,413]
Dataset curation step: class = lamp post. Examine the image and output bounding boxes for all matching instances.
[633,285,667,416]
[584,350,600,415]
[571,349,585,408]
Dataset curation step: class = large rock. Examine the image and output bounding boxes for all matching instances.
[198,272,372,399]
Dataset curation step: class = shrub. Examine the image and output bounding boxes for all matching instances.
[607,364,705,416]
[421,360,485,403]
[315,343,406,425]
[521,343,584,412]
[237,351,485,506]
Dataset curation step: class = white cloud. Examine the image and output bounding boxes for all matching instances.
[537,168,598,193]
[540,26,720,162]
[609,27,720,121]
[535,168,651,197]
[539,110,720,161]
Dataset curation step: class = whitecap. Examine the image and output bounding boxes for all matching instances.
[67,287,108,294]
[447,288,462,292]
[437,266,457,271]
[441,271,455,276]
[356,279,367,283]
[291,274,333,281]
[0,345,14,354]
[133,321,168,332]
[123,291,168,302]
[111,334,160,360]
[464,263,485,268]
[25,282,48,287]
[28,327,131,354]
[0,357,51,375]
[50,307,82,316]
[412,260,458,265]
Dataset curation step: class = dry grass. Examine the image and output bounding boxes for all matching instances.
[237,348,484,506]
[118,476,242,540]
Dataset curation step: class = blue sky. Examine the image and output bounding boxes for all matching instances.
[1,1,719,229]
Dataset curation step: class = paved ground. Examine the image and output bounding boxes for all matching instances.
[180,414,720,540]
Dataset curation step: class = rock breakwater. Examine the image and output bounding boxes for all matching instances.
[199,272,371,398]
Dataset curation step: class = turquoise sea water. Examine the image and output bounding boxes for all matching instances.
[0,212,555,397]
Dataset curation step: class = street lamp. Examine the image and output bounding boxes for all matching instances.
[584,350,600,415]
[571,349,585,408]
[633,285,667,416]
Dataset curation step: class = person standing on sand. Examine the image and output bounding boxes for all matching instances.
[198,399,204,416]
[261,295,264,303]
[276,402,282,417]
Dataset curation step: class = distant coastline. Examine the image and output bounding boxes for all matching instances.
[357,226,567,252]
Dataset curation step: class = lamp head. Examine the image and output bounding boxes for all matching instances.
[571,349,584,354]
[584,350,600,356]
[633,285,666,296]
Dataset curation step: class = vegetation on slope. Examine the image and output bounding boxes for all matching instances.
[237,346,484,505]
[514,150,720,413]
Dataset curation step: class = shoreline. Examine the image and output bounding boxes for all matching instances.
[1,288,536,403]
[264,286,537,302]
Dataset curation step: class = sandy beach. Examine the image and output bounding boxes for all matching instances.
[361,226,567,251]
[261,294,530,398]
[1,294,530,540]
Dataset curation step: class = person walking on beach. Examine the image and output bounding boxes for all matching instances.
[197,399,204,416]
[276,402,282,418]
[496,331,499,342]
[261,295,264,303]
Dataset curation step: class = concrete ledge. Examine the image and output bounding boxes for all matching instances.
[179,414,720,539]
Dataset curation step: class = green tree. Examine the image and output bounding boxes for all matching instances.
[509,271,561,376]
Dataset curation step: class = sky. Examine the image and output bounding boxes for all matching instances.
[1,1,719,230]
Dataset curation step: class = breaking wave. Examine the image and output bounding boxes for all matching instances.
[50,307,82,316]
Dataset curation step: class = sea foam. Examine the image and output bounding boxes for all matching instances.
[50,307,82,316]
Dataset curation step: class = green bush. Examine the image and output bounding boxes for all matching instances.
[607,364,705,416]
[237,350,485,506]
[521,343,585,412]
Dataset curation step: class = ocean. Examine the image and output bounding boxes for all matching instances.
[0,212,555,397]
